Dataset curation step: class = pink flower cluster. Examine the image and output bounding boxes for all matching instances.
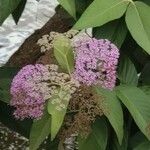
[10,64,50,120]
[73,38,119,90]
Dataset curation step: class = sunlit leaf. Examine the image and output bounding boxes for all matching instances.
[116,86,150,140]
[74,0,129,29]
[126,1,150,54]
[53,35,74,74]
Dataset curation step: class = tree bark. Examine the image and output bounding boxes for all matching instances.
[6,7,73,67]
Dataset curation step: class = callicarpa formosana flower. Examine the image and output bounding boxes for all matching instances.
[73,37,119,90]
[10,64,52,120]
[10,64,79,120]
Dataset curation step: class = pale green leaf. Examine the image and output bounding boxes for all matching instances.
[58,0,76,19]
[0,0,21,25]
[53,35,74,74]
[116,86,150,140]
[74,0,130,29]
[79,118,108,150]
[47,87,71,140]
[125,1,150,54]
[29,111,51,150]
[94,87,124,144]
[118,55,138,86]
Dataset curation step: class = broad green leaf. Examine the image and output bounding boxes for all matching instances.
[12,0,27,24]
[79,118,108,150]
[133,141,150,150]
[0,0,21,25]
[29,111,51,150]
[116,86,150,140]
[74,0,130,29]
[125,1,150,54]
[94,87,124,144]
[47,87,71,140]
[93,19,127,48]
[118,55,138,86]
[53,35,74,74]
[58,0,76,19]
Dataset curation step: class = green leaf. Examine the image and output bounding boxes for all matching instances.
[29,111,51,150]
[75,0,93,19]
[0,67,19,78]
[0,0,21,25]
[111,127,128,150]
[140,86,150,97]
[47,87,71,140]
[129,132,148,149]
[73,0,130,29]
[0,67,19,103]
[0,79,11,103]
[140,62,150,85]
[58,0,76,19]
[79,118,108,150]
[53,35,74,74]
[125,1,150,55]
[94,87,124,144]
[12,0,27,24]
[118,55,138,86]
[116,86,150,140]
[133,141,150,150]
[93,19,127,48]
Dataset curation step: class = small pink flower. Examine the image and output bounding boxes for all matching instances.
[73,38,119,90]
[10,64,50,120]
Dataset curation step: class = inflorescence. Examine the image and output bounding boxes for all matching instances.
[73,37,119,90]
[10,32,120,128]
[10,64,79,120]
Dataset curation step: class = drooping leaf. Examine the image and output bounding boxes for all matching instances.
[116,86,150,140]
[47,87,71,140]
[29,111,51,150]
[74,0,130,29]
[140,62,150,85]
[94,87,124,144]
[58,0,76,19]
[0,0,21,25]
[53,35,74,74]
[12,0,27,24]
[125,1,150,55]
[118,55,138,86]
[79,118,108,150]
[93,18,127,48]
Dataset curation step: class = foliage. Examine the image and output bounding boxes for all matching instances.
[0,0,150,149]
[0,0,27,25]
